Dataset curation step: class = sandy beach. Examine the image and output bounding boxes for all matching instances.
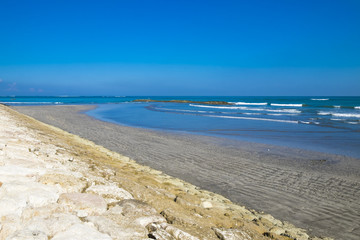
[0,103,317,240]
[9,104,360,240]
[1,104,333,240]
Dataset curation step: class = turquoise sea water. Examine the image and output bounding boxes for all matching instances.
[2,96,360,158]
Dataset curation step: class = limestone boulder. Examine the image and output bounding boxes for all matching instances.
[51,223,112,240]
[0,198,26,217]
[147,223,199,240]
[0,165,44,183]
[0,215,22,240]
[21,203,63,222]
[200,201,213,209]
[85,183,133,203]
[6,229,48,240]
[27,186,60,208]
[0,181,59,217]
[28,213,82,237]
[87,215,148,240]
[213,228,252,240]
[39,173,87,193]
[107,199,166,227]
[57,193,107,215]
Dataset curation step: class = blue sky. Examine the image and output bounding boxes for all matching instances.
[0,0,359,96]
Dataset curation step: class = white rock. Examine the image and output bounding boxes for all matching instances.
[48,214,83,235]
[0,166,43,183]
[87,216,148,239]
[136,215,167,227]
[77,210,88,218]
[6,229,48,240]
[147,223,174,240]
[51,223,112,240]
[85,184,133,201]
[21,203,61,222]
[0,181,60,210]
[0,198,26,217]
[107,199,166,227]
[163,223,199,240]
[201,201,213,209]
[213,228,252,240]
[26,213,82,237]
[27,187,60,208]
[148,223,200,240]
[58,193,107,215]
[0,215,22,239]
[39,173,87,193]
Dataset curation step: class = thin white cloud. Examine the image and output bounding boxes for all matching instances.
[7,82,17,91]
[29,87,44,93]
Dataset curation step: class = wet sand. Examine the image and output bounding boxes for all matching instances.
[14,105,360,239]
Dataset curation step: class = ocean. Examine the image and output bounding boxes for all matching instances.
[1,96,360,158]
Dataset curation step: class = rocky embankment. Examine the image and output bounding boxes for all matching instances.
[0,105,330,240]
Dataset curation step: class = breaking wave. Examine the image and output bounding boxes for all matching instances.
[190,104,300,114]
[318,111,360,118]
[0,102,63,104]
[270,103,303,107]
[190,104,246,110]
[205,115,298,124]
[231,102,268,106]
[311,98,329,101]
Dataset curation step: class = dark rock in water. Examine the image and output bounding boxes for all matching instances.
[133,99,231,105]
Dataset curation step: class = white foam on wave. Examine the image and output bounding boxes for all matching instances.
[205,115,298,124]
[298,121,320,125]
[318,111,331,115]
[266,109,300,113]
[348,122,359,124]
[190,104,247,110]
[0,102,63,104]
[311,98,329,101]
[155,107,210,114]
[267,113,297,116]
[332,113,360,118]
[231,102,267,106]
[271,103,303,107]
[190,104,300,113]
[318,111,360,118]
[242,112,261,115]
[334,105,341,108]
[355,106,360,110]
